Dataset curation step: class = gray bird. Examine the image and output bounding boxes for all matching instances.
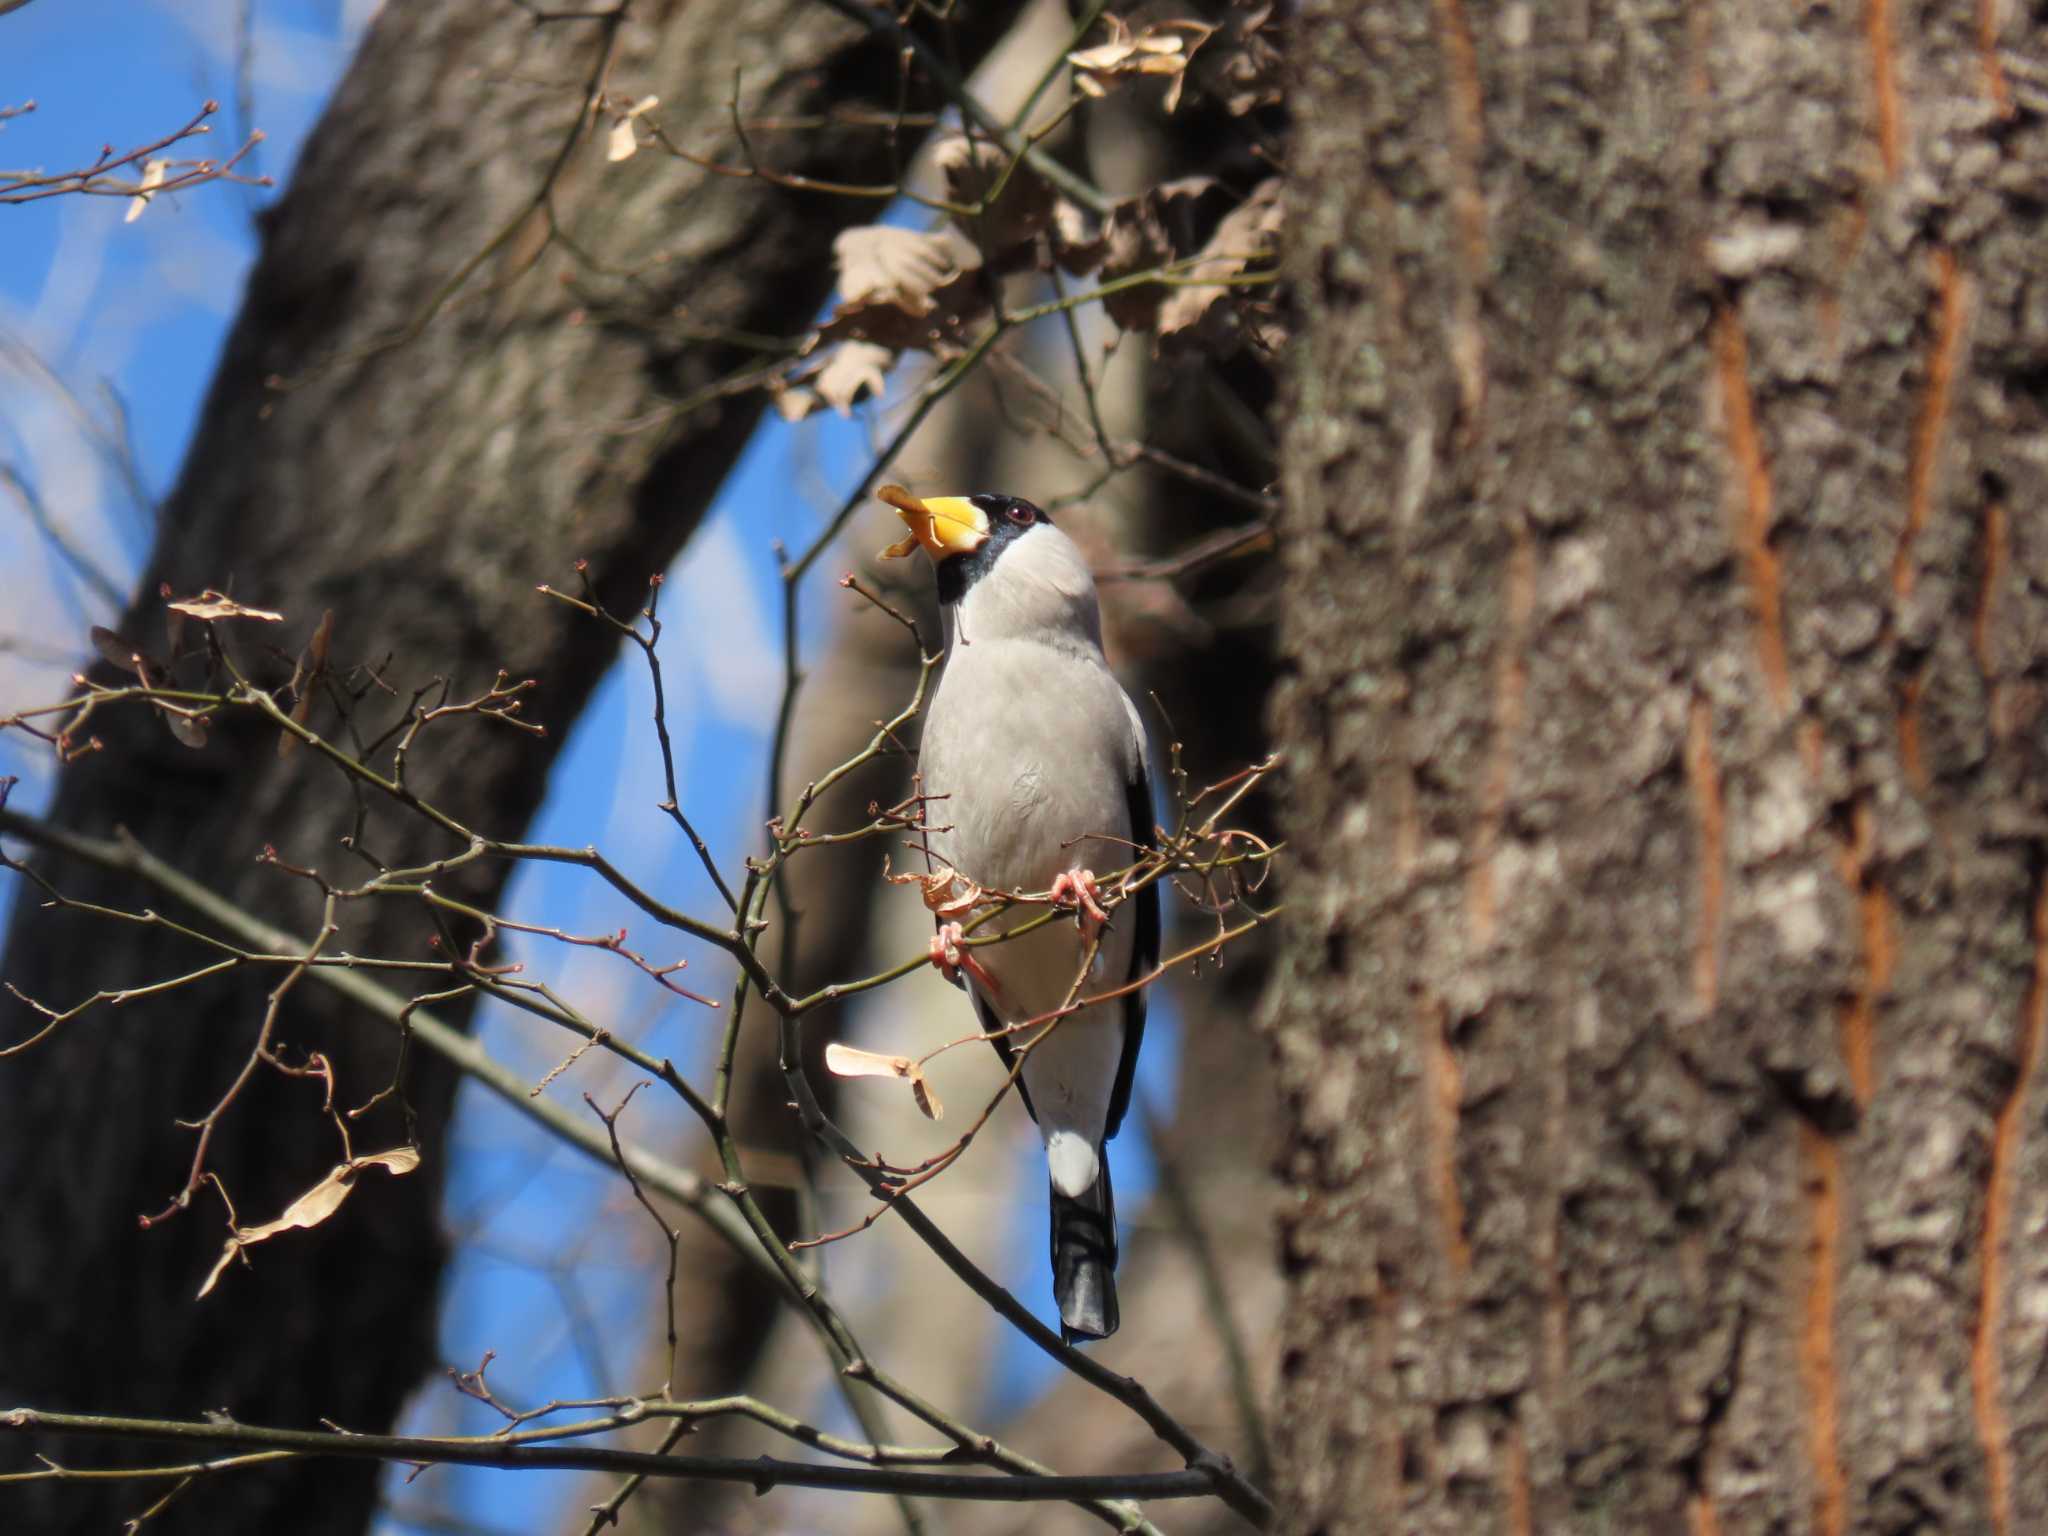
[881,484,1159,1343]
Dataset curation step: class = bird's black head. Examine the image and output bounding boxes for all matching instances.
[934,494,1052,607]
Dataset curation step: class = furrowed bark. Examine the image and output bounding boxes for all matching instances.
[1268,3,2048,1532]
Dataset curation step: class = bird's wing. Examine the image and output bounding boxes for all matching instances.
[1103,690,1158,1143]
[977,981,1039,1121]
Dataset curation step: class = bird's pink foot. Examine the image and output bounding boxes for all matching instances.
[928,921,1001,996]
[928,921,967,981]
[1051,868,1110,941]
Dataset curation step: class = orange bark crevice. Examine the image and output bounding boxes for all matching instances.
[1467,523,1535,947]
[1835,797,1893,1107]
[1866,0,1903,178]
[1893,249,1969,605]
[1978,0,2014,117]
[1433,0,1488,421]
[1898,671,1928,793]
[1797,1123,1850,1536]
[1503,1412,1534,1536]
[1686,696,1725,1011]
[1420,998,1470,1276]
[1433,0,1486,272]
[1711,306,1791,716]
[1972,872,2048,1536]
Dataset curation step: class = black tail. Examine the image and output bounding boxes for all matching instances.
[1050,1152,1119,1343]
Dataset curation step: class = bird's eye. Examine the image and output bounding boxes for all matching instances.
[1005,503,1037,527]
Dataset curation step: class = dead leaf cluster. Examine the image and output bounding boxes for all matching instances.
[1068,15,1216,115]
[771,4,1287,419]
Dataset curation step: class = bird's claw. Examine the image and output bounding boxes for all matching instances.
[929,921,967,982]
[930,921,1002,998]
[1051,868,1110,941]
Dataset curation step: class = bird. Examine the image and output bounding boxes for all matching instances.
[879,483,1159,1343]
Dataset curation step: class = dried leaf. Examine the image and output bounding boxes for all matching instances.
[1068,16,1215,113]
[166,592,285,622]
[197,1147,420,1298]
[812,285,984,352]
[931,133,1052,261]
[813,341,895,414]
[825,1042,919,1081]
[605,95,659,162]
[89,626,151,677]
[125,159,166,223]
[808,225,988,353]
[1215,3,1286,116]
[89,624,209,748]
[307,608,334,670]
[882,861,984,915]
[1099,177,1225,334]
[1049,198,1106,276]
[775,339,900,421]
[279,609,334,759]
[823,1043,942,1121]
[834,224,979,312]
[162,710,209,750]
[770,382,820,422]
[1154,178,1283,348]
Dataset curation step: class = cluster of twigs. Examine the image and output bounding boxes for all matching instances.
[1,1,1287,1529]
[0,556,1278,1531]
[0,100,270,210]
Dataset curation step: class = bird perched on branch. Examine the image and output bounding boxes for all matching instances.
[879,484,1159,1343]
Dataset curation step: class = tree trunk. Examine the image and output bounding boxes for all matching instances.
[0,6,1010,1532]
[1269,4,2047,1534]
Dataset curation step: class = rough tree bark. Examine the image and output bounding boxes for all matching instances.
[0,6,1013,1532]
[1269,3,2046,1534]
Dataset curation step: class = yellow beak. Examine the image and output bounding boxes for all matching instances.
[877,484,990,562]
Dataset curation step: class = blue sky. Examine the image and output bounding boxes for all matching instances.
[3,7,1183,1531]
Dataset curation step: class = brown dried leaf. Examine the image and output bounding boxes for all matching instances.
[1154,178,1283,349]
[824,1042,918,1081]
[1098,177,1219,333]
[1068,16,1216,113]
[823,1043,942,1121]
[814,341,895,414]
[90,624,208,749]
[197,1147,420,1298]
[166,592,285,622]
[1214,3,1285,116]
[89,626,151,677]
[606,95,659,163]
[773,340,898,421]
[811,277,988,353]
[932,133,1053,261]
[279,609,334,759]
[883,863,986,915]
[810,225,988,353]
[161,709,209,751]
[771,382,820,423]
[1049,198,1106,275]
[307,609,334,670]
[834,224,979,312]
